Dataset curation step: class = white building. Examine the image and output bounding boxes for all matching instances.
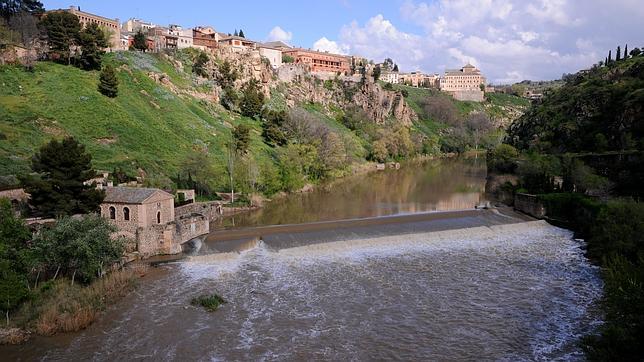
[380,71,400,84]
[258,44,282,68]
[168,24,194,49]
[123,18,156,33]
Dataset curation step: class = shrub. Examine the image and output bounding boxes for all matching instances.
[588,199,644,262]
[487,144,519,173]
[191,294,227,312]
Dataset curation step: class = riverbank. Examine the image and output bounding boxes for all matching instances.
[0,264,148,346]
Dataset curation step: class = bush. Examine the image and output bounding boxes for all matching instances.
[487,144,519,173]
[191,293,226,312]
[588,199,644,262]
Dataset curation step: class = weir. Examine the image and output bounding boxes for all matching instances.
[196,208,534,254]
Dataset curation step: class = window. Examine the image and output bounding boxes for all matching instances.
[109,206,116,220]
[123,207,130,221]
[157,211,161,224]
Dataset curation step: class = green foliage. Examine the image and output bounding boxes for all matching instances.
[31,214,125,284]
[220,85,238,111]
[78,23,108,71]
[238,29,245,38]
[372,65,381,81]
[260,110,288,147]
[191,293,226,312]
[232,123,251,154]
[383,82,393,91]
[516,153,561,194]
[282,54,294,63]
[217,60,238,88]
[41,11,81,65]
[132,29,147,51]
[0,198,31,311]
[20,137,105,217]
[239,79,264,119]
[507,56,644,153]
[0,0,44,19]
[588,199,644,262]
[98,64,119,97]
[193,51,210,78]
[487,143,519,173]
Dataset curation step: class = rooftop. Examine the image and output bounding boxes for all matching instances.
[104,187,173,204]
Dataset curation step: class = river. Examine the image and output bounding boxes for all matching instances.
[3,158,603,361]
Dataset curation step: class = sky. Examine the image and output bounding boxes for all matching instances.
[42,0,644,83]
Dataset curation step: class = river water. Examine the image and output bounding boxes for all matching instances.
[4,158,603,361]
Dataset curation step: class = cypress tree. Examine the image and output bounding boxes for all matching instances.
[233,29,238,37]
[624,44,628,59]
[98,64,119,98]
[616,46,621,61]
[608,50,612,63]
[238,29,245,38]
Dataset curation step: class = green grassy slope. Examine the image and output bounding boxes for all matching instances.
[0,52,266,178]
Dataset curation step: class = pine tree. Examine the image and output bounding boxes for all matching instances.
[238,29,245,38]
[132,29,148,51]
[41,11,81,65]
[393,64,399,72]
[239,79,265,119]
[78,22,108,70]
[624,44,628,59]
[616,46,621,61]
[233,29,238,37]
[98,64,118,97]
[20,137,105,217]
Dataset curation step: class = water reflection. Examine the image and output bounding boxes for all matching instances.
[213,157,487,229]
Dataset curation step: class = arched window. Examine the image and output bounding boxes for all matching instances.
[123,207,130,221]
[157,211,161,224]
[109,206,116,220]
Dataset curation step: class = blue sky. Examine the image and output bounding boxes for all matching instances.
[42,1,644,83]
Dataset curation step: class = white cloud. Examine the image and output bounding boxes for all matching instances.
[312,37,349,54]
[318,0,642,82]
[266,26,293,42]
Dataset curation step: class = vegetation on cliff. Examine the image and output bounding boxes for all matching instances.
[490,48,644,360]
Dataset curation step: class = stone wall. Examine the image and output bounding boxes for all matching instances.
[452,90,485,102]
[136,223,181,257]
[175,213,210,244]
[0,188,29,202]
[514,193,546,218]
[175,201,223,221]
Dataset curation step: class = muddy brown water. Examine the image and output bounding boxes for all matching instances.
[2,158,603,361]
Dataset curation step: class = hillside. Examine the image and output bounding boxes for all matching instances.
[507,55,644,153]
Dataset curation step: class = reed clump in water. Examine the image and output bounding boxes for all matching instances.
[10,265,148,338]
[191,294,227,312]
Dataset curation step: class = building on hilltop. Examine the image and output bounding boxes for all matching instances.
[61,6,121,50]
[218,35,256,52]
[193,26,220,50]
[440,63,487,102]
[168,24,194,49]
[380,71,400,84]
[262,41,292,51]
[257,43,283,68]
[282,48,351,75]
[100,187,209,258]
[123,18,156,33]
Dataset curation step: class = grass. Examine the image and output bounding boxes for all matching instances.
[8,264,148,337]
[191,293,227,312]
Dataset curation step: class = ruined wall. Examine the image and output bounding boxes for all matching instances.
[175,201,223,221]
[175,213,210,243]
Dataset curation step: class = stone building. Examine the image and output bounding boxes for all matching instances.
[123,18,156,33]
[100,187,208,258]
[282,48,351,75]
[63,6,121,50]
[168,25,194,49]
[380,71,400,84]
[193,27,220,50]
[440,63,486,102]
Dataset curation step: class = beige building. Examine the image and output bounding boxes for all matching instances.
[380,71,400,84]
[440,63,487,102]
[258,44,282,68]
[168,25,194,49]
[218,35,256,52]
[64,6,121,50]
[123,18,156,33]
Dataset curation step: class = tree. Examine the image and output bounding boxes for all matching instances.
[238,29,245,38]
[41,11,81,65]
[373,64,381,81]
[392,64,399,72]
[608,50,612,63]
[371,139,388,162]
[232,124,251,154]
[616,46,621,61]
[226,141,236,204]
[78,22,107,70]
[261,110,288,147]
[233,29,238,37]
[20,137,105,217]
[0,198,31,316]
[98,64,119,97]
[239,79,265,119]
[31,215,125,284]
[282,54,294,63]
[132,29,147,51]
[1,0,44,20]
[624,44,628,59]
[193,51,210,78]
